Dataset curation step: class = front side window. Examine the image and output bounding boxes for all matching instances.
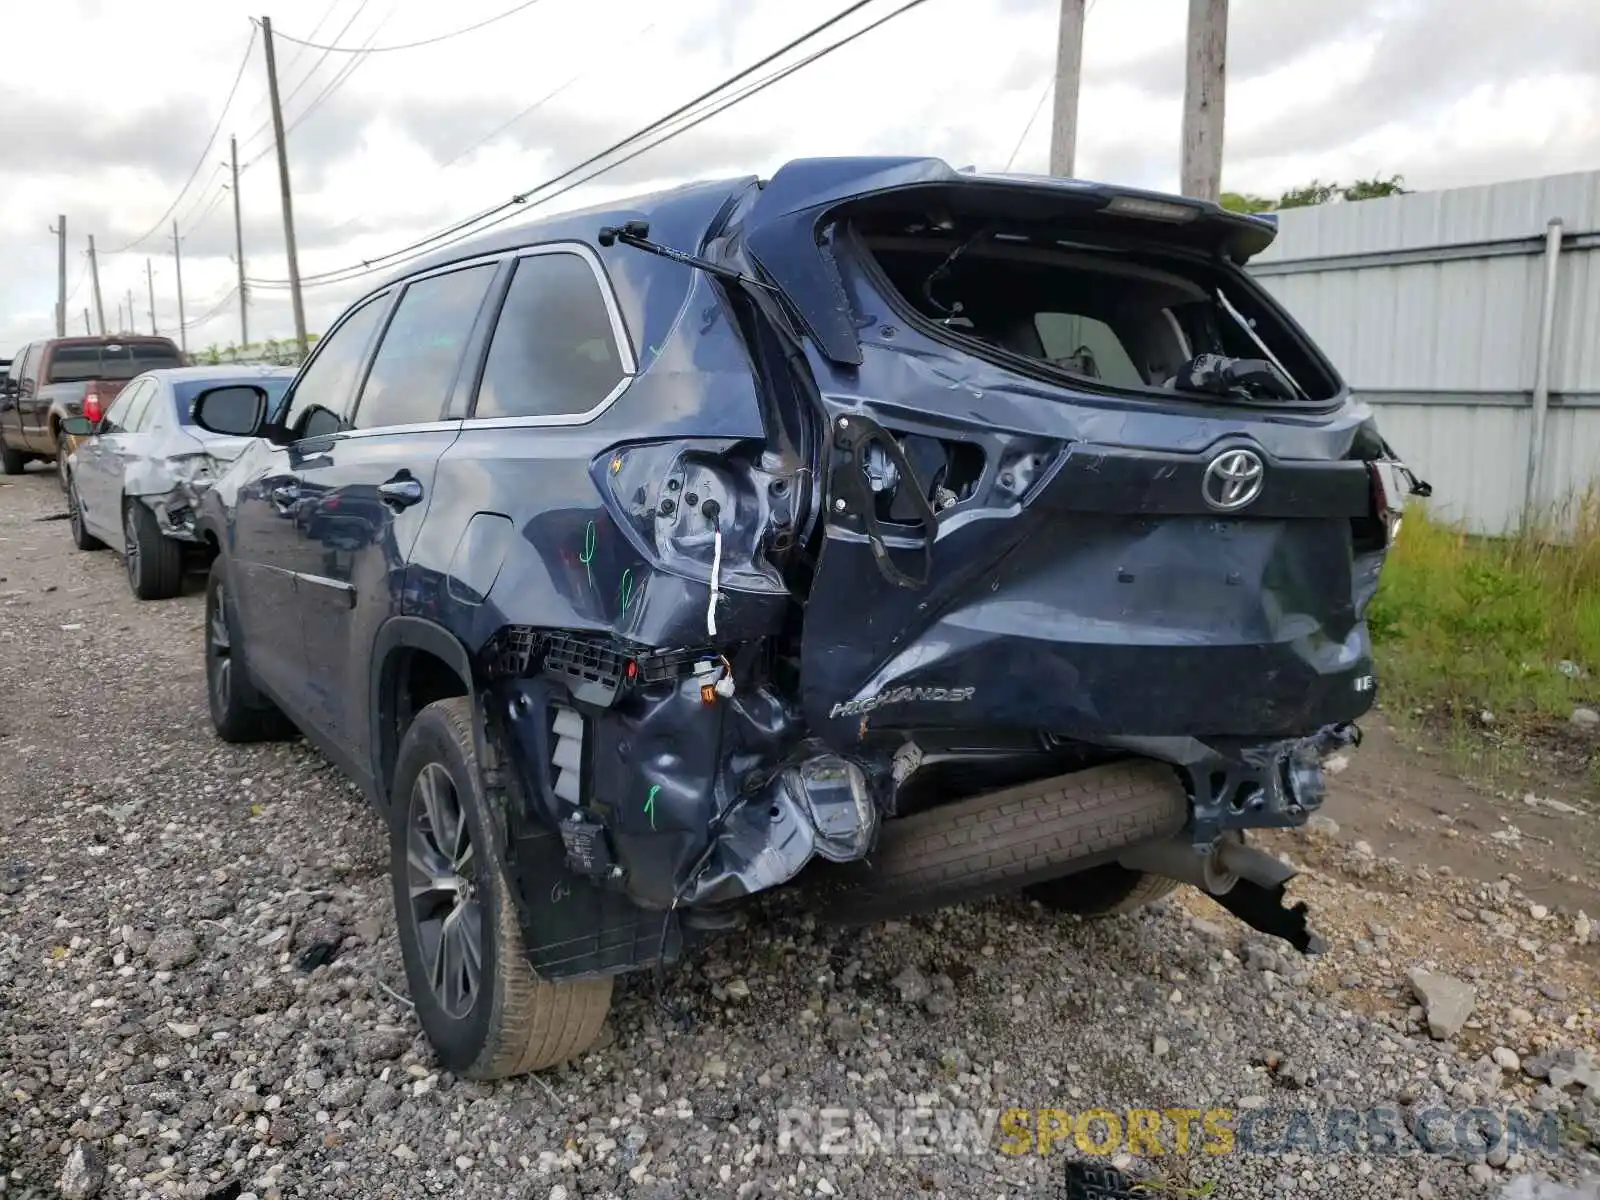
[473,252,625,420]
[279,294,388,440]
[354,264,496,429]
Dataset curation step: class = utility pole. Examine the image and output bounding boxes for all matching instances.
[262,16,308,359]
[127,288,136,335]
[1048,0,1086,177]
[146,260,158,335]
[172,220,187,355]
[82,308,91,336]
[116,299,124,335]
[231,134,248,349]
[1180,0,1228,202]
[87,235,106,336]
[50,216,67,336]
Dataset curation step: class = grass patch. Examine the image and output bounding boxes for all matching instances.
[1369,494,1600,733]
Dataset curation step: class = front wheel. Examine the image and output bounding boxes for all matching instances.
[123,500,184,600]
[205,561,296,742]
[0,436,23,476]
[391,697,612,1078]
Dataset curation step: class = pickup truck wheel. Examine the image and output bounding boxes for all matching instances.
[67,479,104,551]
[123,501,184,601]
[0,437,23,476]
[1025,864,1182,917]
[205,562,296,742]
[391,698,612,1079]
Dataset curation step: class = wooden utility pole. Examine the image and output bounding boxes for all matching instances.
[50,216,67,336]
[82,308,91,336]
[262,17,308,359]
[146,260,158,335]
[127,287,137,335]
[231,135,249,349]
[1180,0,1228,201]
[87,235,106,335]
[172,221,187,355]
[116,299,124,335]
[1048,0,1086,177]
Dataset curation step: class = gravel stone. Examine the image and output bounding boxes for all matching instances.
[1406,968,1477,1039]
[147,927,199,970]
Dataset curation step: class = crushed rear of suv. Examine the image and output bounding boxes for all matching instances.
[189,157,1426,1077]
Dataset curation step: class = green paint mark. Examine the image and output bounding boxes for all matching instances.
[579,520,596,588]
[618,568,635,614]
[644,784,660,830]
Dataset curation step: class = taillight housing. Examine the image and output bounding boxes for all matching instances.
[1367,460,1409,546]
[82,387,104,425]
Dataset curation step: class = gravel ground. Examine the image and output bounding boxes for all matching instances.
[2,466,1598,1200]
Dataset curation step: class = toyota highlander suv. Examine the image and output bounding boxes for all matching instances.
[187,158,1426,1078]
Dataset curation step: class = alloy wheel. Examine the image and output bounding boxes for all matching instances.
[208,582,233,712]
[405,763,483,1020]
[69,483,83,543]
[123,507,141,590]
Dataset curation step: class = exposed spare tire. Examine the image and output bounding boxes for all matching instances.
[815,759,1188,924]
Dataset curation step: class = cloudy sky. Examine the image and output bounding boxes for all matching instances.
[3,0,1597,353]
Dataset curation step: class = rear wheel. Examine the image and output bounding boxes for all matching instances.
[0,437,23,476]
[205,561,296,742]
[67,478,104,551]
[392,697,612,1078]
[123,500,184,600]
[1026,863,1182,917]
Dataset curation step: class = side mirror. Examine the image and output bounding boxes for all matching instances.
[193,385,269,437]
[60,416,96,437]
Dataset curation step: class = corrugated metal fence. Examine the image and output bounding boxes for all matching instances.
[1249,171,1600,535]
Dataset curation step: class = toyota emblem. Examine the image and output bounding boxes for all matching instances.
[1201,448,1265,511]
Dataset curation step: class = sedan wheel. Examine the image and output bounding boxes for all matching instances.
[207,580,234,716]
[123,506,143,592]
[405,763,484,1021]
[56,445,70,491]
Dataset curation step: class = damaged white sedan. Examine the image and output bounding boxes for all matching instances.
[61,366,294,600]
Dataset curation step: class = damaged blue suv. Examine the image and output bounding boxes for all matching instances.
[190,157,1425,1077]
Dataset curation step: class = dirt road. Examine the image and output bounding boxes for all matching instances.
[1,465,1595,1199]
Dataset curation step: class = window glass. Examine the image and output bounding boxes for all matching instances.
[101,379,146,431]
[1034,312,1144,387]
[5,347,27,382]
[473,252,625,420]
[47,341,181,383]
[354,264,496,429]
[116,381,156,433]
[280,294,388,440]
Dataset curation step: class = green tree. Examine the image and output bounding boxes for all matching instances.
[1224,174,1410,214]
[1221,191,1276,214]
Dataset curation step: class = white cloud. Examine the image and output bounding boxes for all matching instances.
[3,0,1597,351]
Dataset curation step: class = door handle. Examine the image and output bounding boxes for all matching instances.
[377,477,424,509]
[270,485,300,508]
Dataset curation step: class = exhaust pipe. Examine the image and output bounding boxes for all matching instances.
[1116,832,1295,896]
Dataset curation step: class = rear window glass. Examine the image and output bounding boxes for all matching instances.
[173,377,291,425]
[47,342,182,383]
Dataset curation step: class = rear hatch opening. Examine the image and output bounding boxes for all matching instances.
[842,200,1343,409]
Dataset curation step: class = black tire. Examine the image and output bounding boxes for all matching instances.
[817,760,1188,924]
[67,478,104,551]
[123,499,184,600]
[391,697,612,1078]
[205,561,296,742]
[1025,864,1182,918]
[0,436,23,476]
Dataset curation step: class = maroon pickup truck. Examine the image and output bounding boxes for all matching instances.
[1,336,183,485]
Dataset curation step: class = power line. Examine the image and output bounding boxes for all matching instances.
[237,0,372,164]
[105,26,259,256]
[249,0,907,290]
[241,1,396,173]
[266,0,548,53]
[184,285,241,331]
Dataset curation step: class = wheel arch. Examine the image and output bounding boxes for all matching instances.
[371,617,477,810]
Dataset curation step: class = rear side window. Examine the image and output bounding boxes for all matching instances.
[47,342,181,383]
[473,252,625,420]
[117,381,157,432]
[1034,312,1144,388]
[102,379,147,431]
[280,294,388,440]
[354,264,496,429]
